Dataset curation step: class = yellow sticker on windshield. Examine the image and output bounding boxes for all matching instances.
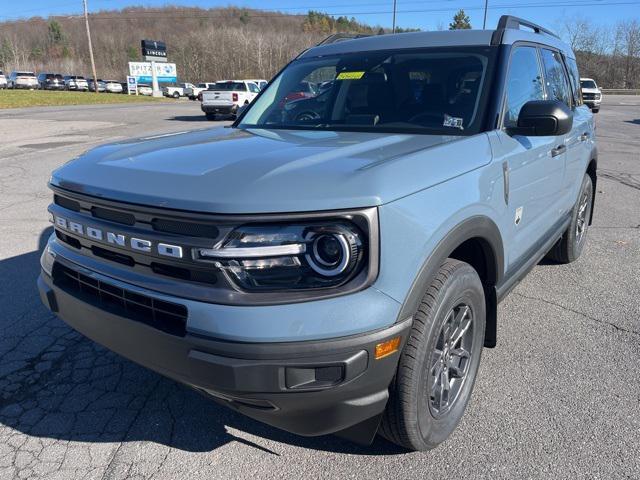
[336,71,365,80]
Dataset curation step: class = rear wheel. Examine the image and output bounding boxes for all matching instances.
[172,91,180,99]
[546,173,593,263]
[380,259,485,451]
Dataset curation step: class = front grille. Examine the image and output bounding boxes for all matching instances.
[52,262,187,337]
[582,92,596,100]
[91,206,136,225]
[54,194,80,212]
[54,191,223,238]
[152,218,219,238]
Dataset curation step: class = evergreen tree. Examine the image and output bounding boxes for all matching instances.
[449,9,472,30]
[48,20,65,44]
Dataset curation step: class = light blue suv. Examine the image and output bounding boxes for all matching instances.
[38,16,597,451]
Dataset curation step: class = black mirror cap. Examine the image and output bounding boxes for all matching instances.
[510,100,573,136]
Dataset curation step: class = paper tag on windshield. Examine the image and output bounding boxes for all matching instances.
[336,71,365,80]
[443,114,464,130]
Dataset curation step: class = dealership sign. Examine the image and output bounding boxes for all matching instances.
[141,39,167,62]
[128,62,177,83]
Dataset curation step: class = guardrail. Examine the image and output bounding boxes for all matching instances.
[601,89,640,95]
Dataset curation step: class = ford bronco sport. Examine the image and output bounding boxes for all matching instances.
[39,16,597,451]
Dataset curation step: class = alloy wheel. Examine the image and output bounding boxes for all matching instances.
[429,304,474,417]
[576,188,591,245]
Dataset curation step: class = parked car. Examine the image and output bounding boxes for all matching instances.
[104,80,123,94]
[137,83,153,96]
[580,78,602,113]
[64,75,89,91]
[37,73,65,90]
[162,82,195,99]
[8,71,38,89]
[246,78,269,90]
[201,80,260,119]
[185,82,216,100]
[87,79,107,92]
[40,16,597,452]
[0,71,7,89]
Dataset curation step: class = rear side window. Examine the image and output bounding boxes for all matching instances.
[504,46,544,128]
[540,49,572,108]
[214,82,246,91]
[248,82,260,93]
[565,57,583,106]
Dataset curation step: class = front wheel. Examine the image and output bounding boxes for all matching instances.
[380,259,485,451]
[546,173,593,263]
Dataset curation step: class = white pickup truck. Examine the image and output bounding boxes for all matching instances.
[185,82,216,101]
[162,83,195,99]
[201,80,261,120]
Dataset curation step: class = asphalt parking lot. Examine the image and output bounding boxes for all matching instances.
[0,97,638,479]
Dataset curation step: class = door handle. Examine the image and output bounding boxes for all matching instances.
[579,132,590,142]
[551,145,566,157]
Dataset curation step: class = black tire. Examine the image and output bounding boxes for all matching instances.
[380,259,485,451]
[205,113,217,121]
[592,108,600,113]
[546,173,593,264]
[172,92,180,99]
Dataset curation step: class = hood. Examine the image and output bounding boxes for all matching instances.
[51,127,491,214]
[581,87,600,94]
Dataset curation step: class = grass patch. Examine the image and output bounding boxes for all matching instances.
[0,90,171,109]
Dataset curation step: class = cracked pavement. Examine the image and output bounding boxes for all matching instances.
[0,98,638,479]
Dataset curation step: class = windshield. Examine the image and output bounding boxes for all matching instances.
[17,72,35,77]
[239,46,496,135]
[580,80,597,89]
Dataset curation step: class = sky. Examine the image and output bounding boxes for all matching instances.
[2,0,639,33]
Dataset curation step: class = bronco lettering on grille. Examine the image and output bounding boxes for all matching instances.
[52,215,183,259]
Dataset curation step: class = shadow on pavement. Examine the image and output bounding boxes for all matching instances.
[0,227,405,456]
[169,115,211,122]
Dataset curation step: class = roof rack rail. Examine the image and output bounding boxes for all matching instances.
[496,15,560,39]
[316,33,373,46]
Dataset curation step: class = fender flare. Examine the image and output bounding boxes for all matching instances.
[396,215,504,346]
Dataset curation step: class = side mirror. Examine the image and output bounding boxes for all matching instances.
[509,100,573,136]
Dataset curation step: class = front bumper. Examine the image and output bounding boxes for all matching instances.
[38,249,410,438]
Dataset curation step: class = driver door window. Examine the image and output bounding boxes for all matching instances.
[504,46,544,128]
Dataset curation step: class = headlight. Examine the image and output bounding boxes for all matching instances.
[195,221,369,291]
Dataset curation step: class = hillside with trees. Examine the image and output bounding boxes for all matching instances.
[0,7,412,83]
[0,6,638,88]
[562,17,640,89]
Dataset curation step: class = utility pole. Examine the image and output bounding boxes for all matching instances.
[83,0,99,94]
[392,0,397,33]
[483,0,489,29]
